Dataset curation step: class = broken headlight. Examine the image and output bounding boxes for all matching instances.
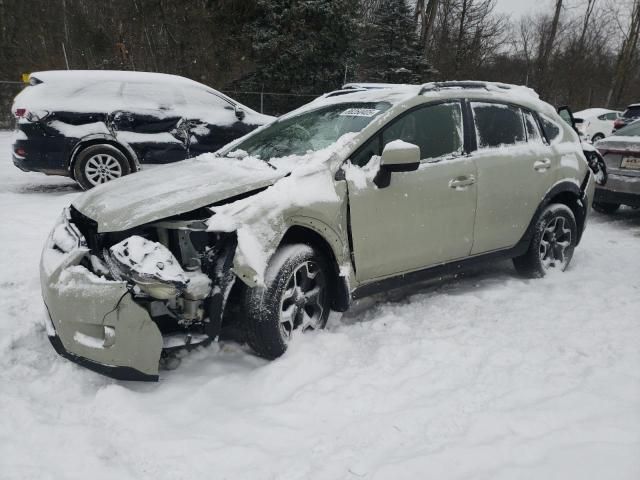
[51,207,86,253]
[107,235,189,300]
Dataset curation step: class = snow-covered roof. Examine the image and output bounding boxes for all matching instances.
[30,70,205,88]
[307,80,547,116]
[574,108,617,119]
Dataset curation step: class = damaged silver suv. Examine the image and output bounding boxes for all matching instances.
[41,81,596,381]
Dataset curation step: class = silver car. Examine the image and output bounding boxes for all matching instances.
[593,120,640,213]
[41,81,596,381]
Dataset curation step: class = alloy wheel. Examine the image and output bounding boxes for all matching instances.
[279,260,326,340]
[84,153,123,186]
[539,216,572,270]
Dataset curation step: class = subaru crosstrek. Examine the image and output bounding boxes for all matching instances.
[41,81,596,381]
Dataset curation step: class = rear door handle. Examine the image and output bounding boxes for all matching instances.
[534,158,552,171]
[449,175,476,190]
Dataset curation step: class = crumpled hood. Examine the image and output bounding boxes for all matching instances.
[72,155,286,232]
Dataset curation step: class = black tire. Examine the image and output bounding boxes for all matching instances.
[591,133,605,143]
[73,144,131,190]
[513,203,577,279]
[593,201,620,214]
[243,244,331,359]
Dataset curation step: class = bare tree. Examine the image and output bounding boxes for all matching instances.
[415,0,440,46]
[608,0,640,107]
[535,0,563,95]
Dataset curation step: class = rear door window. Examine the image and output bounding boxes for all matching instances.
[471,102,525,148]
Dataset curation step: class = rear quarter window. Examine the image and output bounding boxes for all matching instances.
[539,114,561,143]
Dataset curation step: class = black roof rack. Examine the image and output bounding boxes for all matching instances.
[324,88,369,98]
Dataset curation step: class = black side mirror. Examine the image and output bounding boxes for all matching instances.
[235,108,246,121]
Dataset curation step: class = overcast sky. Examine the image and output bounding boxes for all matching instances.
[494,0,549,18]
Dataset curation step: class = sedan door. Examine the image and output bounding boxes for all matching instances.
[346,101,477,282]
[469,103,555,254]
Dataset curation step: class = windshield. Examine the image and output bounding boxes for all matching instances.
[614,120,640,137]
[225,102,391,160]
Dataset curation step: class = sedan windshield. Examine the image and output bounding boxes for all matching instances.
[225,102,391,160]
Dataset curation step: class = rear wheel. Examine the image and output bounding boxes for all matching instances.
[243,244,331,359]
[591,133,605,142]
[73,144,131,190]
[593,201,620,214]
[513,204,577,278]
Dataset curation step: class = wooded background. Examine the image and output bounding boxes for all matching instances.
[1,0,640,126]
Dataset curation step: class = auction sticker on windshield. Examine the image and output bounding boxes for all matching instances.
[340,108,380,117]
[621,156,640,170]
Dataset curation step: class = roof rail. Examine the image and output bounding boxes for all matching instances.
[342,82,412,90]
[324,88,369,98]
[419,81,513,95]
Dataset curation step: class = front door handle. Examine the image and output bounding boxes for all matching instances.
[534,158,552,171]
[449,175,476,190]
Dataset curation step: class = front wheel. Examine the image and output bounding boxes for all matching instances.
[513,204,577,278]
[591,133,605,143]
[243,244,331,359]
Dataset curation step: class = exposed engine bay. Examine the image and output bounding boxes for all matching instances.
[69,206,238,352]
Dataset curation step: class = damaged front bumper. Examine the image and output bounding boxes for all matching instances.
[41,212,164,381]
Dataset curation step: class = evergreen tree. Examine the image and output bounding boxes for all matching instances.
[356,0,434,84]
[235,0,359,113]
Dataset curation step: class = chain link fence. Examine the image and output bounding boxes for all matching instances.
[0,82,24,129]
[1,81,323,129]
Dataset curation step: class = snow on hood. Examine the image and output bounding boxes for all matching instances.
[72,155,285,232]
[72,132,358,234]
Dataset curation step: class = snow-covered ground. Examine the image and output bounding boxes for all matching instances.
[0,129,638,479]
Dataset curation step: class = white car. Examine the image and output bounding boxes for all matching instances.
[574,108,621,143]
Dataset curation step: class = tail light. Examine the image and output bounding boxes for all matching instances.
[13,108,49,122]
[14,147,26,157]
[614,119,625,129]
